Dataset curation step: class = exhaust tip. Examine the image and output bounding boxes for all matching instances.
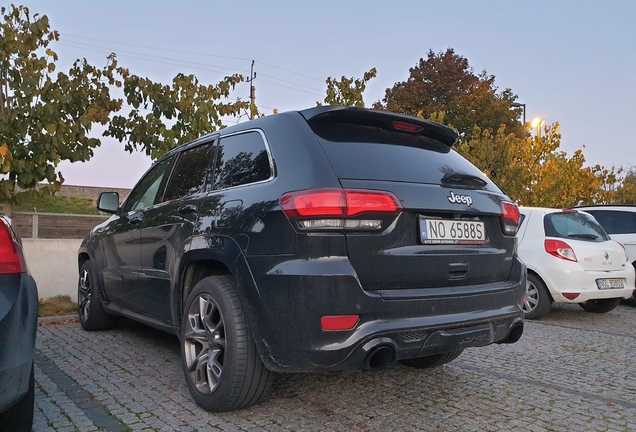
[500,321,524,344]
[362,345,395,371]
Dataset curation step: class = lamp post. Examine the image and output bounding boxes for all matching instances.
[511,102,526,126]
[530,117,545,138]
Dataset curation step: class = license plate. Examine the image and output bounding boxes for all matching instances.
[420,218,486,245]
[596,278,624,289]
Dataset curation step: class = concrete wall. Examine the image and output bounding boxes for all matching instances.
[22,239,81,302]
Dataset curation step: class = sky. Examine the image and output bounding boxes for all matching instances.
[18,0,636,189]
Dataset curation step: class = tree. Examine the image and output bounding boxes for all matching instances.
[377,48,524,138]
[105,69,248,160]
[318,68,377,107]
[610,168,636,204]
[0,5,122,215]
[456,123,619,208]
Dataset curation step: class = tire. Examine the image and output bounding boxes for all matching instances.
[579,298,621,313]
[523,273,553,320]
[400,350,463,369]
[0,363,34,432]
[180,275,274,412]
[78,260,117,331]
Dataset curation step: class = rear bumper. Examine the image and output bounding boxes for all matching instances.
[243,255,526,373]
[0,273,38,411]
[537,258,636,303]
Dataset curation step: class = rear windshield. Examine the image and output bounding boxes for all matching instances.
[310,123,499,191]
[544,212,609,242]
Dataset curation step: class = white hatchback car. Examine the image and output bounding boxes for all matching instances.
[517,207,635,319]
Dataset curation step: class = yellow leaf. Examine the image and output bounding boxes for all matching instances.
[0,145,8,157]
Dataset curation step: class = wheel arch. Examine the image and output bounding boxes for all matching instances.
[78,252,90,273]
[172,247,261,340]
[526,268,555,303]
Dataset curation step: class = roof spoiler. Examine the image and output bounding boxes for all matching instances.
[299,106,459,148]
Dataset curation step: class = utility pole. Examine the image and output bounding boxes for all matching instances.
[247,60,256,120]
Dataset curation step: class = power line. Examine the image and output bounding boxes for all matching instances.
[58,35,383,105]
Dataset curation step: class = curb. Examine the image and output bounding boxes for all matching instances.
[38,314,78,325]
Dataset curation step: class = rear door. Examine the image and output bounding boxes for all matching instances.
[305,112,517,292]
[137,141,215,321]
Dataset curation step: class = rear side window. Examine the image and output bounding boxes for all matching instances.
[164,142,215,201]
[214,131,272,189]
[585,210,636,235]
[544,212,609,242]
[308,118,497,190]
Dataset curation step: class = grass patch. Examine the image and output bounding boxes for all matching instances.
[14,195,100,215]
[39,295,78,317]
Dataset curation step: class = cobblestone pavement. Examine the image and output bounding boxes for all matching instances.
[33,300,636,431]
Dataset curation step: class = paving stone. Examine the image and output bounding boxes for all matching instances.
[33,301,636,431]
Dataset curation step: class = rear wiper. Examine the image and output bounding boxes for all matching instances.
[441,173,488,189]
[568,233,598,240]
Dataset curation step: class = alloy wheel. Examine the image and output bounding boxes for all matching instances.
[78,268,91,322]
[523,279,539,313]
[183,293,226,395]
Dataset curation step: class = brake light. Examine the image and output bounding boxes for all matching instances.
[281,188,402,231]
[500,201,520,236]
[392,121,423,132]
[563,293,581,300]
[545,239,577,262]
[0,219,25,275]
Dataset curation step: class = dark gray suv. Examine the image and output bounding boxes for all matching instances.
[78,106,526,412]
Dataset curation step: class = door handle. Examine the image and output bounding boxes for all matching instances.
[127,212,144,224]
[178,204,198,215]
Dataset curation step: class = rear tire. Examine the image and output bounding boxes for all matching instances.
[0,363,34,432]
[181,275,274,412]
[523,273,553,320]
[78,260,117,331]
[579,298,621,313]
[400,350,463,369]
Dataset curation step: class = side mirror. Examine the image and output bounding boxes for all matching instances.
[97,192,119,214]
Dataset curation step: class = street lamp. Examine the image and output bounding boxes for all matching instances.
[531,117,545,138]
[511,102,526,126]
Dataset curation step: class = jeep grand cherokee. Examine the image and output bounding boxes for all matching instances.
[78,106,526,412]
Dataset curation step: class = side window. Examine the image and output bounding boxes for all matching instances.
[587,210,636,235]
[164,142,215,201]
[123,157,174,213]
[214,131,272,190]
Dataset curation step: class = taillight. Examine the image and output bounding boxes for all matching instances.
[0,219,26,275]
[545,239,577,262]
[281,188,402,231]
[500,201,520,236]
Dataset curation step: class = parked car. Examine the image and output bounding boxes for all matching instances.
[78,106,526,412]
[517,207,635,319]
[0,212,38,431]
[575,205,636,269]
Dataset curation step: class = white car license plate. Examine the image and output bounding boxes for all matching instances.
[596,278,624,289]
[420,218,485,245]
